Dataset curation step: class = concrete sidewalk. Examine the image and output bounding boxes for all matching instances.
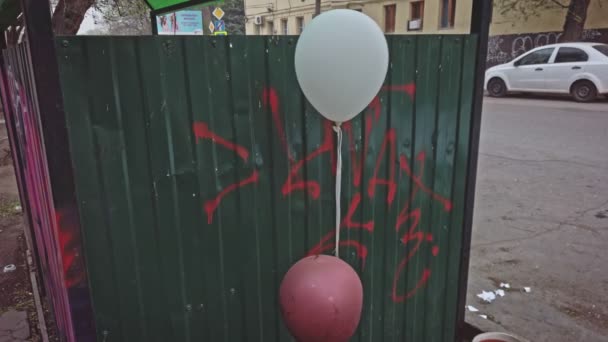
[0,310,30,342]
[466,97,608,342]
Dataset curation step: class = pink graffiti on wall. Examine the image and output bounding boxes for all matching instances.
[192,82,453,302]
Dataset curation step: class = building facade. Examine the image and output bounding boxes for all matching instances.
[488,0,608,67]
[243,0,608,68]
[244,0,473,35]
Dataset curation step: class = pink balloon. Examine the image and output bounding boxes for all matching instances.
[279,255,363,342]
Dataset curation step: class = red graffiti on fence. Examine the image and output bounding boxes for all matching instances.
[193,122,259,224]
[193,82,454,302]
[368,128,397,205]
[262,87,295,162]
[306,231,368,267]
[204,170,259,224]
[193,122,249,161]
[282,122,335,199]
[342,193,374,232]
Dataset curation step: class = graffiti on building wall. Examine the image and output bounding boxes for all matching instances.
[193,83,453,303]
[486,28,608,68]
[487,36,510,64]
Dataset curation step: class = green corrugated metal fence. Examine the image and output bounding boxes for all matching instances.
[56,34,477,342]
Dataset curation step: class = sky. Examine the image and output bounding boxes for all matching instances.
[78,7,101,34]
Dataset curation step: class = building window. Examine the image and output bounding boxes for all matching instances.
[267,20,274,35]
[440,0,456,28]
[255,23,261,35]
[411,1,424,20]
[384,4,396,33]
[281,19,288,35]
[408,1,424,31]
[296,17,304,34]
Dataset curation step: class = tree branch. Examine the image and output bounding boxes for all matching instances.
[549,0,569,8]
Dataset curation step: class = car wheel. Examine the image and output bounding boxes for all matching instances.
[571,80,597,102]
[488,78,507,97]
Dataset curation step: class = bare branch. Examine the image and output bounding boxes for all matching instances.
[549,0,569,8]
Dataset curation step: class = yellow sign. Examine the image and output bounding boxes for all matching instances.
[213,31,228,36]
[208,21,215,33]
[212,7,225,20]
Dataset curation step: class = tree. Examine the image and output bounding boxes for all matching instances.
[494,0,594,42]
[50,0,150,35]
[51,0,97,35]
[561,0,591,42]
[222,0,245,35]
[96,0,151,35]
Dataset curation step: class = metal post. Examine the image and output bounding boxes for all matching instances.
[455,0,492,340]
[151,10,159,35]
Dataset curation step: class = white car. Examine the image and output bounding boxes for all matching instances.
[485,42,608,102]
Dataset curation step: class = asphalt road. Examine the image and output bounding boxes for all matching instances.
[466,97,608,342]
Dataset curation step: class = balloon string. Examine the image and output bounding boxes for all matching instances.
[333,123,343,258]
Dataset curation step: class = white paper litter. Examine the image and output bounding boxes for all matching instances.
[479,314,488,319]
[3,264,16,273]
[467,305,479,312]
[477,290,496,303]
[14,205,22,212]
[524,287,531,293]
[499,282,511,289]
[495,289,506,297]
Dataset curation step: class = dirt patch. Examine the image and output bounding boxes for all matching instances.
[0,203,28,312]
[555,302,608,334]
[0,205,44,341]
[0,120,58,341]
[497,258,522,266]
[0,147,12,167]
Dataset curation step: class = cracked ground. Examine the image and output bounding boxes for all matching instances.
[466,96,608,342]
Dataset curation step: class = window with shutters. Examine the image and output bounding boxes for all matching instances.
[411,1,424,20]
[440,0,456,28]
[384,4,396,33]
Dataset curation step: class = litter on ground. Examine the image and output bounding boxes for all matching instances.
[477,290,497,303]
[3,264,16,273]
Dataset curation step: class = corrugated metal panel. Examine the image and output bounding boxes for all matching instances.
[56,34,478,342]
[2,42,77,340]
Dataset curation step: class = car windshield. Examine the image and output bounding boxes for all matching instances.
[593,44,608,57]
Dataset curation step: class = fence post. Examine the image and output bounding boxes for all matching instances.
[456,0,492,340]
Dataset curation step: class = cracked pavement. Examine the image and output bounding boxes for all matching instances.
[0,310,30,342]
[466,97,608,342]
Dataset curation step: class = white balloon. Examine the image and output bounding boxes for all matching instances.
[295,9,389,123]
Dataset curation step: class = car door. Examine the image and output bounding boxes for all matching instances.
[507,47,555,91]
[543,47,590,93]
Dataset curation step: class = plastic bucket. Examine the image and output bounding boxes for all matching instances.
[473,332,529,342]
